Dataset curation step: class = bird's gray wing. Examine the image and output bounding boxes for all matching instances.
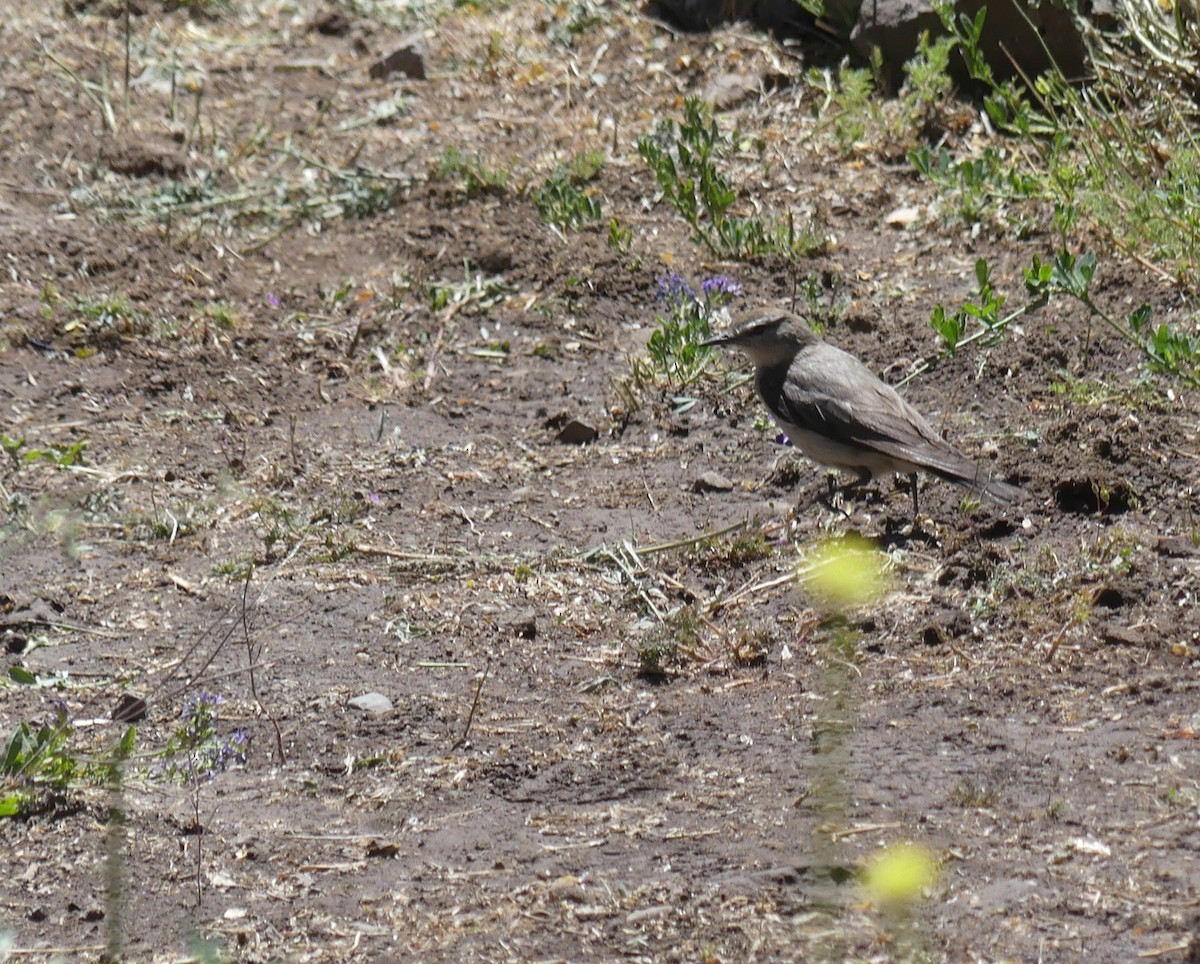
[769,345,984,481]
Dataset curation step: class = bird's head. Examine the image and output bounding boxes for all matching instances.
[702,309,820,367]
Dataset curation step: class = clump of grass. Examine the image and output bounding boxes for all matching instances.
[637,97,827,260]
[949,779,1000,809]
[63,293,146,346]
[434,146,510,196]
[533,151,605,229]
[687,528,772,571]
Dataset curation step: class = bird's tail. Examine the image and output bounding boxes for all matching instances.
[937,467,1024,505]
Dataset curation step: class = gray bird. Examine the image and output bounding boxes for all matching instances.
[702,308,1021,516]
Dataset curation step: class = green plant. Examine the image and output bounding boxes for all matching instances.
[637,98,825,260]
[607,217,632,255]
[0,710,77,817]
[434,147,509,196]
[910,144,1040,228]
[1025,251,1200,385]
[64,294,144,344]
[646,274,742,390]
[1,434,88,468]
[158,693,249,783]
[533,169,602,228]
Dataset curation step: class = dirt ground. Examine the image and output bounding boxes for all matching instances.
[1,1,1199,961]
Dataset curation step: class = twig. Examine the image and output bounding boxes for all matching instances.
[636,520,748,556]
[830,821,904,840]
[451,662,490,751]
[239,569,285,764]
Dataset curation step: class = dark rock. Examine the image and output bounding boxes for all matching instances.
[851,0,1086,91]
[555,419,599,444]
[112,694,148,723]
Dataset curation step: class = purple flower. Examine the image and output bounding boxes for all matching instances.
[266,292,282,309]
[656,273,695,305]
[701,276,742,298]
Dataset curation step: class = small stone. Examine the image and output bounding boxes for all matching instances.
[701,72,759,110]
[693,471,734,493]
[885,205,921,228]
[349,692,393,715]
[548,874,585,902]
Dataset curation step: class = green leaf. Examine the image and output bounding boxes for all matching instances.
[8,666,37,686]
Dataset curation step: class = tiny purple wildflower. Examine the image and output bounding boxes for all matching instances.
[701,276,743,299]
[266,292,282,309]
[656,272,695,305]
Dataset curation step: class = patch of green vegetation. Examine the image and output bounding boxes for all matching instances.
[545,0,609,45]
[434,147,510,196]
[64,294,145,345]
[196,301,239,331]
[808,33,961,159]
[949,779,1000,809]
[426,268,512,314]
[688,528,772,571]
[533,154,604,229]
[2,434,88,469]
[637,98,827,261]
[902,254,1199,389]
[339,177,400,219]
[910,144,1040,229]
[0,709,78,818]
[909,0,1200,330]
[607,217,632,255]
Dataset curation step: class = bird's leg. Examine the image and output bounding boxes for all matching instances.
[907,472,919,522]
[822,469,871,516]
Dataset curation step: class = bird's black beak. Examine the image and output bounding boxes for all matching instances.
[701,331,732,347]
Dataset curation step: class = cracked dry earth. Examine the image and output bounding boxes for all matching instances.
[1,1,1199,961]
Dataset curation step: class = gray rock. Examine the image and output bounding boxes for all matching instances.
[349,692,394,715]
[693,470,735,493]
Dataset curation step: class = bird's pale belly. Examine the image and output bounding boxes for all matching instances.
[781,423,923,479]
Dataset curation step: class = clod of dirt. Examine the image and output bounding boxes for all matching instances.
[369,34,427,81]
[112,694,148,723]
[349,692,394,715]
[1100,624,1146,647]
[101,142,188,179]
[555,419,599,444]
[693,470,734,493]
[505,613,537,639]
[921,608,971,646]
[311,10,352,35]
